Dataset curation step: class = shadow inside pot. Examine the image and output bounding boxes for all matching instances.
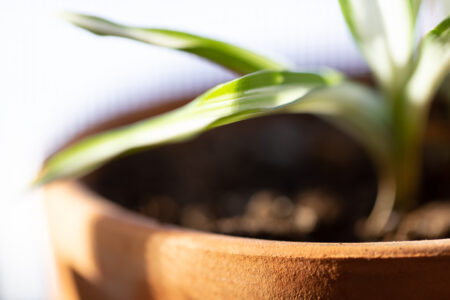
[67,216,155,300]
[69,269,104,300]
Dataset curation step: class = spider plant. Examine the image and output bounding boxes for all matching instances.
[35,1,450,236]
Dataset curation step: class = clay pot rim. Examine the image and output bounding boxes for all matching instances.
[48,180,450,260]
[46,96,450,262]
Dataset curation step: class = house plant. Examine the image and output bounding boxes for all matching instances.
[39,1,450,299]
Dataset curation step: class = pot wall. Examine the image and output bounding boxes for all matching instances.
[45,180,450,300]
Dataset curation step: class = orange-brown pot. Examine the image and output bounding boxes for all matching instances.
[45,180,450,300]
[43,97,450,299]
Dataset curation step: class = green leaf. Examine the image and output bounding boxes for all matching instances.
[392,17,450,210]
[59,12,287,75]
[338,0,420,94]
[406,16,450,107]
[287,82,391,167]
[287,82,394,234]
[34,70,335,185]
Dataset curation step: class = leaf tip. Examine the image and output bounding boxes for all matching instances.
[31,162,59,188]
[30,167,49,188]
[57,11,82,24]
[56,11,117,36]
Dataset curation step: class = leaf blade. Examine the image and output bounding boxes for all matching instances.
[406,16,450,107]
[35,70,333,185]
[287,82,394,234]
[60,12,287,74]
[287,82,391,166]
[338,0,420,93]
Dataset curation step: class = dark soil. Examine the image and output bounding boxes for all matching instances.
[84,95,450,243]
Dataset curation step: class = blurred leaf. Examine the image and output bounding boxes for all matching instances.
[385,17,450,212]
[60,12,287,75]
[338,0,420,93]
[287,82,391,166]
[34,70,334,185]
[406,16,450,107]
[288,82,394,234]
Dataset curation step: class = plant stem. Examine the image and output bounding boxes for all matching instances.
[364,164,396,237]
[391,94,427,211]
[364,92,426,237]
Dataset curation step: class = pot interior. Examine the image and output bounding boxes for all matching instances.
[80,96,450,243]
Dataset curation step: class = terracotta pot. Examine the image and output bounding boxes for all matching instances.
[45,180,450,300]
[44,99,450,300]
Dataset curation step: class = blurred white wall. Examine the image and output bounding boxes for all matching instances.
[0,0,444,299]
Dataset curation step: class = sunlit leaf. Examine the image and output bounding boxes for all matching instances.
[406,16,450,107]
[34,70,336,185]
[60,12,287,75]
[338,0,420,93]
